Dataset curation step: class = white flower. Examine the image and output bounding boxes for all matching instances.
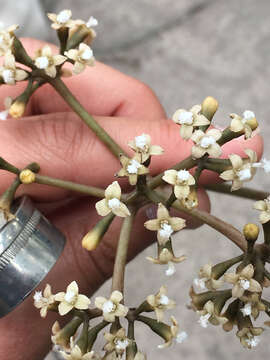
[34,45,66,78]
[0,25,18,56]
[0,52,28,85]
[253,197,270,223]
[95,181,130,217]
[47,9,83,30]
[65,43,95,75]
[191,129,222,159]
[162,169,195,200]
[95,291,128,322]
[230,110,258,139]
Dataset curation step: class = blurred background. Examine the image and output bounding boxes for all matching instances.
[1,0,270,359]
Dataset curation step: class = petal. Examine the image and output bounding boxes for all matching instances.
[58,302,73,315]
[43,284,52,298]
[5,54,15,68]
[95,296,107,309]
[224,273,238,284]
[42,45,52,57]
[157,203,169,220]
[229,154,243,169]
[40,306,48,318]
[127,139,136,151]
[146,295,156,307]
[115,304,128,317]
[64,49,78,60]
[103,312,115,322]
[119,155,130,167]
[232,283,244,298]
[231,179,243,191]
[244,125,252,139]
[71,345,82,358]
[245,149,257,163]
[73,61,85,75]
[15,69,28,81]
[230,118,244,132]
[191,130,204,144]
[112,202,131,217]
[174,184,190,199]
[110,290,123,303]
[207,129,222,140]
[117,168,127,177]
[249,279,262,293]
[169,217,186,231]
[260,211,270,224]
[219,170,234,181]
[193,114,210,126]
[66,281,79,295]
[95,199,111,216]
[150,145,164,156]
[155,308,164,322]
[253,200,267,211]
[207,143,222,158]
[54,292,65,302]
[75,295,91,309]
[144,219,160,231]
[241,264,254,279]
[45,66,57,78]
[53,55,66,65]
[172,109,186,123]
[47,13,57,22]
[205,300,214,314]
[191,145,206,159]
[187,175,196,185]
[105,181,121,199]
[162,170,177,185]
[190,104,201,114]
[180,124,193,140]
[129,174,138,185]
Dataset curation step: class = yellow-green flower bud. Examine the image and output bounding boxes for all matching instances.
[9,100,25,118]
[19,169,36,184]
[82,213,114,251]
[201,96,219,121]
[243,223,259,242]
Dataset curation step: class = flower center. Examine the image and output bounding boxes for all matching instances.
[86,16,98,28]
[159,294,169,305]
[243,110,255,120]
[108,198,121,210]
[115,339,129,351]
[177,169,190,182]
[239,279,250,290]
[199,313,211,328]
[237,168,251,181]
[135,134,148,149]
[57,10,71,24]
[2,69,14,83]
[246,336,260,348]
[81,47,93,61]
[103,300,115,313]
[64,291,77,304]
[165,261,175,276]
[159,222,173,239]
[193,278,207,290]
[35,56,49,69]
[178,111,193,125]
[33,291,43,302]
[241,303,252,316]
[127,159,142,174]
[200,136,216,149]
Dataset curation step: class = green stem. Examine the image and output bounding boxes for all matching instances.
[111,209,136,294]
[47,77,126,158]
[35,174,105,198]
[205,184,268,201]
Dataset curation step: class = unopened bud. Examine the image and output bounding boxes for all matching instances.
[52,317,82,349]
[243,223,259,242]
[9,100,25,118]
[201,96,219,121]
[82,213,114,251]
[19,169,36,184]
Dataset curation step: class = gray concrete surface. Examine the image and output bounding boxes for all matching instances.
[1,0,270,359]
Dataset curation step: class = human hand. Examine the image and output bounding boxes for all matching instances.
[0,38,263,360]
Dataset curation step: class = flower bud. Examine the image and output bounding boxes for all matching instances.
[9,100,26,118]
[82,213,114,251]
[246,116,258,131]
[201,96,219,121]
[19,169,36,184]
[51,317,83,349]
[243,223,259,242]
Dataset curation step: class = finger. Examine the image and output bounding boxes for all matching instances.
[0,113,263,201]
[0,38,166,120]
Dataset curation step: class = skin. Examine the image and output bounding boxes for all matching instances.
[0,39,263,360]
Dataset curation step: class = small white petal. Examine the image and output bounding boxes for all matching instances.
[108,198,121,210]
[240,303,252,316]
[237,168,251,181]
[135,134,148,149]
[127,159,142,174]
[165,262,175,276]
[200,136,216,149]
[243,110,255,120]
[177,169,190,182]
[35,56,49,69]
[159,294,169,306]
[198,313,211,328]
[2,69,14,83]
[116,339,129,351]
[102,300,114,313]
[33,291,43,302]
[240,279,250,290]
[176,331,188,343]
[56,10,71,24]
[178,111,193,125]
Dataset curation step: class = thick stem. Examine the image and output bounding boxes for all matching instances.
[48,77,126,158]
[206,184,268,201]
[111,210,136,295]
[35,174,105,198]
